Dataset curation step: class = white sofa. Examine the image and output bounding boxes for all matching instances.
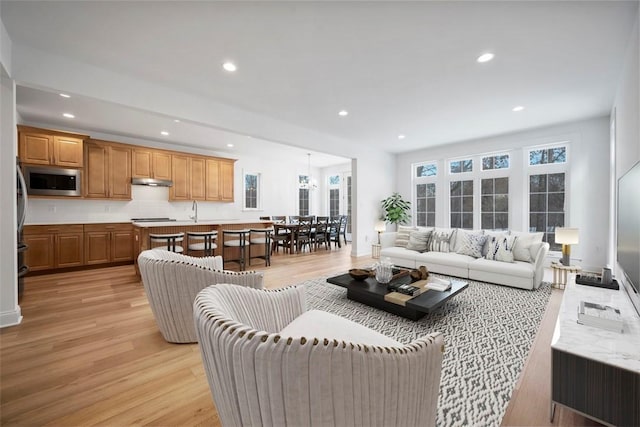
[380,228,549,290]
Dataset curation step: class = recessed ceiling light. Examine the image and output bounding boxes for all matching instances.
[174,119,180,123]
[223,62,237,72]
[160,131,169,136]
[477,53,495,63]
[59,93,71,98]
[398,134,406,140]
[338,110,349,117]
[62,113,75,118]
[512,106,525,112]
[227,143,234,148]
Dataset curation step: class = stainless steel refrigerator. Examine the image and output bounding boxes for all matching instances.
[17,157,28,300]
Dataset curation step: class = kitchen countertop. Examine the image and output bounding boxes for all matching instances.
[131,219,272,228]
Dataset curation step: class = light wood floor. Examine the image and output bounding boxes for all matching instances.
[1,247,597,426]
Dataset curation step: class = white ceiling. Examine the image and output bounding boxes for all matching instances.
[3,1,638,164]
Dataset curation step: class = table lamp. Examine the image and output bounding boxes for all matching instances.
[374,221,386,244]
[555,227,579,266]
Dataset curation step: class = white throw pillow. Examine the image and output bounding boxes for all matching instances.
[456,233,488,258]
[427,229,455,253]
[406,229,432,252]
[510,231,544,263]
[485,235,518,263]
[482,230,509,257]
[453,229,484,253]
[394,225,417,248]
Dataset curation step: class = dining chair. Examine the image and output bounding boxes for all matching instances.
[271,223,292,254]
[296,221,312,252]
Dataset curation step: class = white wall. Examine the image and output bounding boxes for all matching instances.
[395,116,611,271]
[612,8,639,289]
[0,10,22,327]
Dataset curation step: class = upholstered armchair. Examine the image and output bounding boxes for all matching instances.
[138,250,264,343]
[194,284,444,426]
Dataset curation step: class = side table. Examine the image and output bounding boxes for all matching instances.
[550,262,581,289]
[371,243,381,259]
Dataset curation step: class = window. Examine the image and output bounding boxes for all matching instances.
[413,162,437,227]
[529,146,567,165]
[481,177,509,230]
[482,154,510,170]
[243,172,260,210]
[450,180,473,229]
[298,174,310,215]
[450,159,473,174]
[328,174,341,218]
[416,183,436,227]
[529,173,565,250]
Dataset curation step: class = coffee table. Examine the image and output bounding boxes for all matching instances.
[326,271,468,320]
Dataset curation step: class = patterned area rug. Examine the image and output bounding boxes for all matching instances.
[301,274,552,427]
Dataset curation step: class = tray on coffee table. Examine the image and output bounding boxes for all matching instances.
[326,271,468,320]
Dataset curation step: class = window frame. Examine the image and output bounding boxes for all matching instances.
[242,171,262,211]
[412,161,438,227]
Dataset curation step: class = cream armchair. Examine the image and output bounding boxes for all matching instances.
[138,250,264,343]
[194,284,444,426]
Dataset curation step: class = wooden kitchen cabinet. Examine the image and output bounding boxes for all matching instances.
[84,139,132,199]
[18,126,85,167]
[170,155,207,201]
[205,158,235,202]
[132,148,172,180]
[84,223,133,265]
[23,225,84,271]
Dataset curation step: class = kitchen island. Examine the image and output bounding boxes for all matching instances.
[132,219,272,270]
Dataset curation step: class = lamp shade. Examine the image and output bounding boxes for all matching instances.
[555,227,579,244]
[374,221,387,233]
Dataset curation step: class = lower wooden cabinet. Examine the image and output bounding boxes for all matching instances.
[84,223,133,265]
[23,225,84,271]
[23,223,133,272]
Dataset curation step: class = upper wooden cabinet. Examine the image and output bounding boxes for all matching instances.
[132,148,172,180]
[204,158,235,202]
[84,139,132,200]
[170,155,208,201]
[18,126,86,167]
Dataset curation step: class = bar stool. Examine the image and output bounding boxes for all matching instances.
[222,229,249,271]
[249,228,272,267]
[149,232,184,253]
[186,230,218,256]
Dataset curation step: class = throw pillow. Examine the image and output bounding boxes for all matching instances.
[456,233,488,258]
[485,235,518,263]
[452,229,484,253]
[427,229,455,253]
[406,229,432,252]
[482,230,509,257]
[511,231,544,263]
[394,226,417,248]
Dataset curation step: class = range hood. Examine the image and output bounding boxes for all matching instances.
[131,177,173,187]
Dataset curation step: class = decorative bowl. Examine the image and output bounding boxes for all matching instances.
[349,268,372,281]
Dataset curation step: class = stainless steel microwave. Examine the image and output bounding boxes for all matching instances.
[24,165,82,197]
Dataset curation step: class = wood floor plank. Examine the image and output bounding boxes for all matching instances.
[1,246,595,426]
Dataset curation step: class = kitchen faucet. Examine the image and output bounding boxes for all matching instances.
[190,200,198,223]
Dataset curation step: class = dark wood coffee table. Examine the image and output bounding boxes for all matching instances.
[326,272,468,320]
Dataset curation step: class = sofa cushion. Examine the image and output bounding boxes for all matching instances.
[280,309,401,347]
[406,229,432,252]
[395,226,418,248]
[427,228,456,253]
[469,258,534,279]
[510,231,544,263]
[485,235,518,263]
[456,232,487,258]
[415,251,475,269]
[452,229,483,252]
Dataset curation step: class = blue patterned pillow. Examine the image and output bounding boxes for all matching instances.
[456,233,487,258]
[485,235,518,263]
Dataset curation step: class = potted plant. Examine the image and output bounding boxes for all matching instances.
[381,192,411,227]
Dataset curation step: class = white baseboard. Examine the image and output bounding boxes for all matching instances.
[0,307,23,328]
